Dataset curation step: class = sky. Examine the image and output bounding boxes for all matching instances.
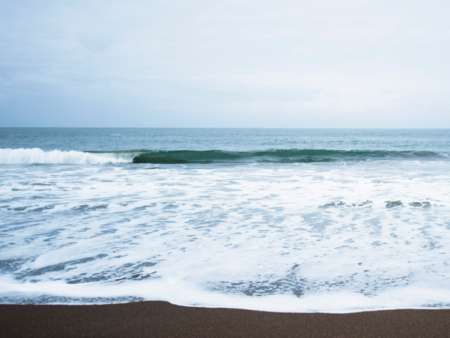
[1,0,450,128]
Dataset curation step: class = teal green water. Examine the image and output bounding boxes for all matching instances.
[130,149,443,163]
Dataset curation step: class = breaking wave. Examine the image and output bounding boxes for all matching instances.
[0,148,446,164]
[0,148,129,164]
[131,149,444,164]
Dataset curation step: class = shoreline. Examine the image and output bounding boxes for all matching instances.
[2,301,450,337]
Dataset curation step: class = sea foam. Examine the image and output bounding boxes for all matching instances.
[1,160,450,312]
[0,148,128,164]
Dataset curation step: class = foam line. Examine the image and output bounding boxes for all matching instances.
[0,148,128,164]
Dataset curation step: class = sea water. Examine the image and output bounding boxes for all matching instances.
[1,128,450,313]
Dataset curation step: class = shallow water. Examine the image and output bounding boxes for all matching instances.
[1,128,450,312]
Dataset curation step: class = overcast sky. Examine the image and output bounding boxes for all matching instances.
[1,0,450,127]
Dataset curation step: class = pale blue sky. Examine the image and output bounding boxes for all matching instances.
[1,0,450,127]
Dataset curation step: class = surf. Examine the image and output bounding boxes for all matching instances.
[0,148,445,164]
[0,148,128,164]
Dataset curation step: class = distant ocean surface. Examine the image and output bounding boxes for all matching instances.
[1,128,450,313]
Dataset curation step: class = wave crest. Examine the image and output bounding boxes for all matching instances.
[0,148,445,164]
[132,149,443,164]
[0,148,127,164]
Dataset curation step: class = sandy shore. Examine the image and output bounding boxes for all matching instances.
[1,301,450,337]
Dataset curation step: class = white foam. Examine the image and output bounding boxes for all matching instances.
[1,276,450,313]
[0,148,128,164]
[2,160,450,312]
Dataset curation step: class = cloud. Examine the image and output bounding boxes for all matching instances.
[1,0,450,127]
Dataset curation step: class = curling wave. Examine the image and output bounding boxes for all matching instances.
[130,149,444,164]
[0,148,446,164]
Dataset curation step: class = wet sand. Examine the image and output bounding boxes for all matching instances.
[1,301,450,337]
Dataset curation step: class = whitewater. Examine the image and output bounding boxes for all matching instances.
[1,128,450,313]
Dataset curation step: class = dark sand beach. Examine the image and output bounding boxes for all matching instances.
[1,302,450,337]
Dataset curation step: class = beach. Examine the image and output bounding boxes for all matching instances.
[1,302,450,337]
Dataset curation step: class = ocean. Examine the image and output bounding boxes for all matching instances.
[1,128,450,313]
